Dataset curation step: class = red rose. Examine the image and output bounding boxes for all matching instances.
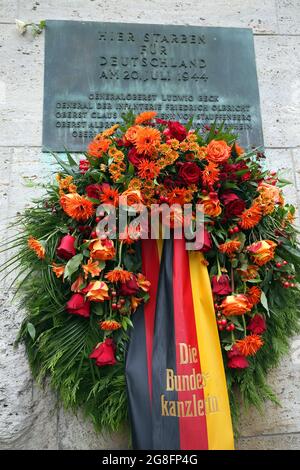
[127,147,140,166]
[201,228,212,252]
[164,121,188,141]
[66,293,90,318]
[220,191,246,218]
[193,228,212,252]
[118,276,140,296]
[89,338,117,367]
[178,162,201,185]
[227,345,249,369]
[85,183,102,200]
[211,274,232,295]
[247,315,266,334]
[57,235,76,260]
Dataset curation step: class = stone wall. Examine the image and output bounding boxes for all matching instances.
[0,0,299,450]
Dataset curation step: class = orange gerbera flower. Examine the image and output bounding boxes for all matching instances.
[100,320,122,331]
[247,286,261,306]
[219,239,241,256]
[99,185,119,206]
[201,196,222,217]
[135,110,157,124]
[105,269,133,283]
[136,273,151,292]
[134,127,161,156]
[202,161,220,186]
[247,240,277,266]
[85,280,110,302]
[82,258,102,279]
[87,138,111,158]
[236,334,264,356]
[239,202,262,229]
[167,187,192,206]
[60,193,94,221]
[221,294,252,316]
[138,159,160,180]
[28,237,45,259]
[51,263,65,278]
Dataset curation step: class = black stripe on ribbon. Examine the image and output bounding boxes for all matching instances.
[125,301,153,449]
[151,238,180,450]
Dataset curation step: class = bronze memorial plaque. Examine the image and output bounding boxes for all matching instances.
[43,20,264,151]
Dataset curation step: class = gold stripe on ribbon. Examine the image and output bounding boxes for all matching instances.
[188,250,234,450]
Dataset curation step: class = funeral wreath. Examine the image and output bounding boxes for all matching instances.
[2,111,300,432]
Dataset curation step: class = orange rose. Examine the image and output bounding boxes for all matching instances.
[201,196,222,217]
[258,182,283,205]
[206,140,231,163]
[221,294,252,316]
[247,240,277,266]
[85,281,110,302]
[119,189,144,211]
[89,239,116,260]
[125,125,142,143]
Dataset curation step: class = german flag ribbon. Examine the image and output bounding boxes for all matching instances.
[126,238,234,450]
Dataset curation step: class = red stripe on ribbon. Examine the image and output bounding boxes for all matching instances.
[173,238,209,450]
[141,239,160,402]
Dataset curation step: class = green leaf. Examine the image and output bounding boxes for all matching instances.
[93,303,105,316]
[260,291,270,316]
[27,322,36,340]
[64,254,83,280]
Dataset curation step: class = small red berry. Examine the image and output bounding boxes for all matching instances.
[112,303,117,310]
[111,290,117,297]
[283,281,290,288]
[276,262,282,268]
[221,319,227,326]
[120,298,125,305]
[95,217,101,223]
[233,226,239,233]
[91,231,97,238]
[116,303,122,309]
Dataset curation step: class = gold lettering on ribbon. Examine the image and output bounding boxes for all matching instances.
[161,342,220,417]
